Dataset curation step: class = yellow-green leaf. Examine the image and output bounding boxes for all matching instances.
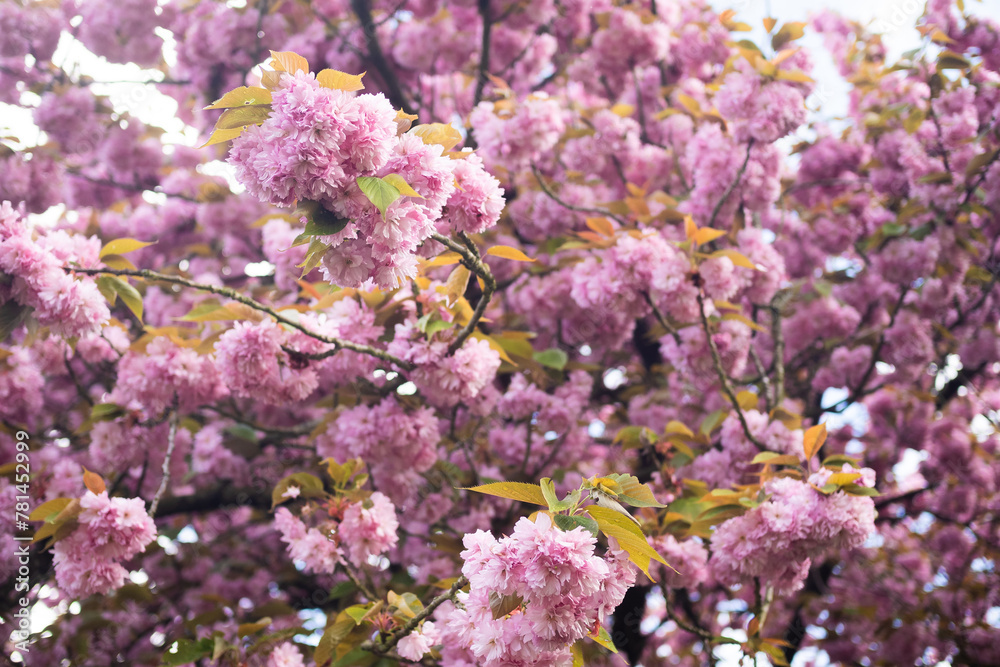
[204,86,272,110]
[269,50,309,75]
[461,482,547,506]
[317,69,366,92]
[751,452,801,466]
[585,505,668,581]
[382,173,422,198]
[356,176,401,218]
[410,123,464,151]
[486,245,535,262]
[736,390,759,411]
[710,248,759,270]
[200,127,244,148]
[100,238,156,259]
[29,497,72,522]
[215,105,272,130]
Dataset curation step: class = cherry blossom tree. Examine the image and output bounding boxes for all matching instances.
[1,0,999,666]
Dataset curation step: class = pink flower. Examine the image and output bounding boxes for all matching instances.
[339,492,399,567]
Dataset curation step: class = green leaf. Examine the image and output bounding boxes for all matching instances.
[271,472,325,509]
[91,402,125,420]
[553,513,599,535]
[329,649,374,667]
[540,478,578,511]
[315,611,357,666]
[840,484,881,497]
[461,481,548,506]
[533,348,568,371]
[296,201,351,237]
[356,176,401,218]
[162,638,214,666]
[589,626,619,654]
[585,505,668,581]
[238,617,271,637]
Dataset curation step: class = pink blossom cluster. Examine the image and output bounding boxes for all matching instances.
[52,491,157,598]
[213,318,320,404]
[229,71,504,290]
[69,0,170,67]
[571,231,697,323]
[709,469,877,595]
[111,337,227,416]
[0,201,109,337]
[387,322,502,409]
[338,491,399,567]
[273,506,343,574]
[469,95,566,173]
[435,513,635,667]
[715,64,808,144]
[315,397,440,505]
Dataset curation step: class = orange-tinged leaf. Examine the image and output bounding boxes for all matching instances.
[710,248,759,270]
[611,103,635,117]
[776,69,814,84]
[422,252,462,268]
[100,238,156,259]
[693,227,727,245]
[317,69,366,91]
[803,423,827,460]
[83,469,106,495]
[763,17,778,32]
[736,390,759,411]
[684,215,698,240]
[586,217,615,237]
[486,245,535,262]
[269,50,309,75]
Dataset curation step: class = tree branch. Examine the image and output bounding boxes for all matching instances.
[65,266,414,370]
[429,233,497,354]
[697,292,764,449]
[350,0,414,114]
[364,576,468,654]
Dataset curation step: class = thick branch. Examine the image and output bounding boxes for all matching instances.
[350,0,414,114]
[473,0,493,106]
[65,266,414,370]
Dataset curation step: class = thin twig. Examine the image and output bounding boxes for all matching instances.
[530,165,627,226]
[365,576,469,654]
[65,266,414,370]
[697,292,764,449]
[429,233,497,354]
[707,140,753,228]
[149,401,179,518]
